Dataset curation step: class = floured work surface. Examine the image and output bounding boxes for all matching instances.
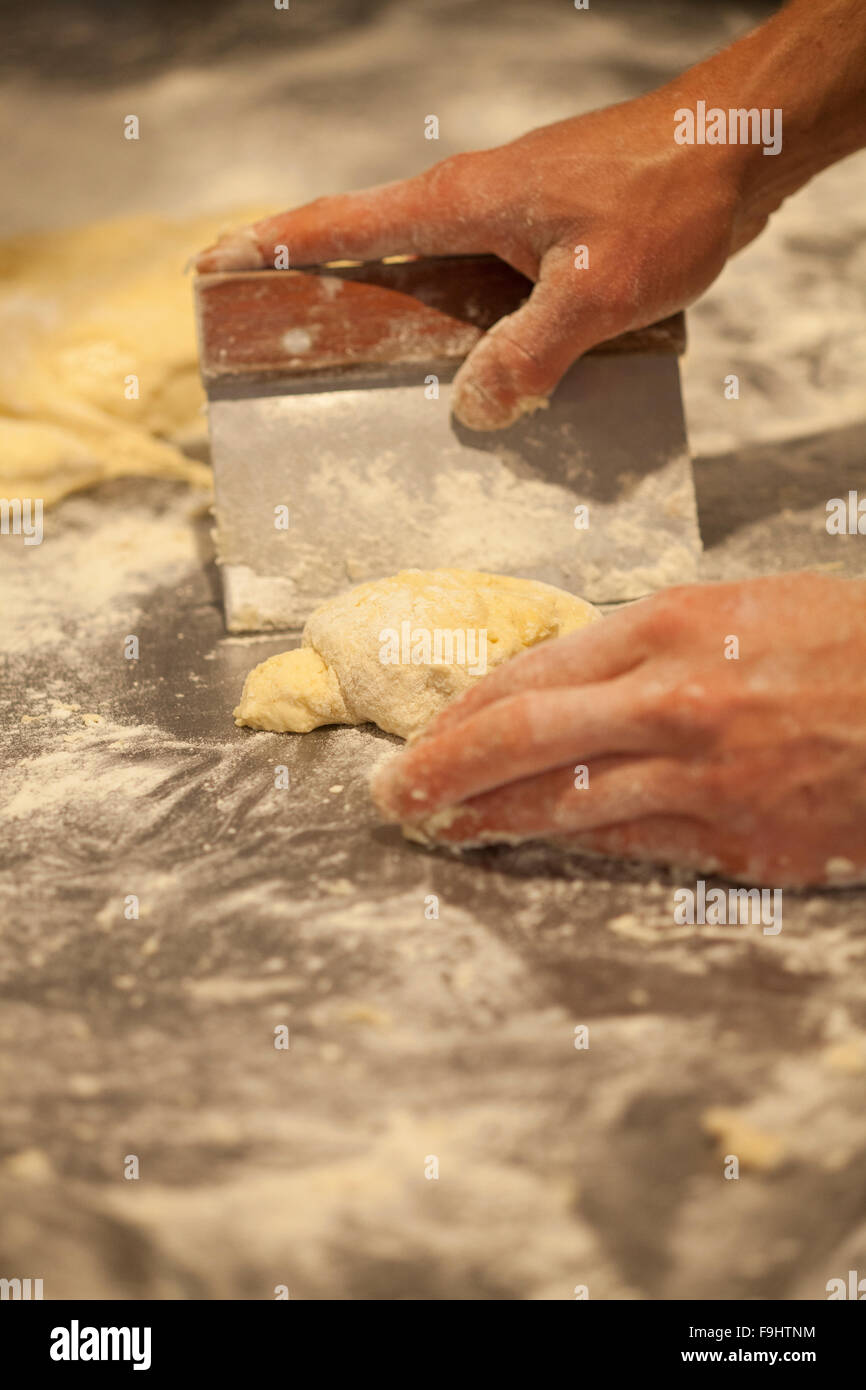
[3,0,866,1305]
[2,476,866,1300]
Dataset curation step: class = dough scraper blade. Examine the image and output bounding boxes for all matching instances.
[194,255,700,631]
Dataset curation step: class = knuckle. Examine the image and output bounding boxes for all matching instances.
[635,590,693,645]
[424,149,483,193]
[638,677,723,742]
[594,279,641,329]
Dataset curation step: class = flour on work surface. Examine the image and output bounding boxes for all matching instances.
[0,488,207,658]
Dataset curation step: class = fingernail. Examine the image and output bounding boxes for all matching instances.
[452,375,502,431]
[453,373,549,431]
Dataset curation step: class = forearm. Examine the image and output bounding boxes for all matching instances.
[656,0,866,222]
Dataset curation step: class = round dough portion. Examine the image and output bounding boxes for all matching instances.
[234,568,600,739]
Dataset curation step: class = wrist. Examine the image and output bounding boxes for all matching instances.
[655,0,866,233]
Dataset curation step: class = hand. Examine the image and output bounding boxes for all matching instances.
[370,574,866,887]
[195,90,756,430]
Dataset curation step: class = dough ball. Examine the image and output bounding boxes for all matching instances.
[234,568,600,739]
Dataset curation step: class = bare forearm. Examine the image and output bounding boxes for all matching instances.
[657,0,866,223]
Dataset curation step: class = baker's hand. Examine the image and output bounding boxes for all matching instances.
[194,90,757,430]
[370,574,866,887]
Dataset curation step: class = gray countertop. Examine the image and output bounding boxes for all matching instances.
[2,0,865,1300]
[2,450,865,1300]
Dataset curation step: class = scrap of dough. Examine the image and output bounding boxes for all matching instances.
[701,1107,785,1172]
[234,568,600,739]
[233,646,351,734]
[0,207,268,506]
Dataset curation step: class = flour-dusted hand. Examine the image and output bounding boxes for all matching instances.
[194,1,866,430]
[194,100,747,430]
[371,575,866,888]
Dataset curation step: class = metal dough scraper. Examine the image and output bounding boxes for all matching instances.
[194,255,700,631]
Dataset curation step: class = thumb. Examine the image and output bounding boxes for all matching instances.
[452,257,596,431]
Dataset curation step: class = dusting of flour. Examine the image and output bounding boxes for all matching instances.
[0,487,208,658]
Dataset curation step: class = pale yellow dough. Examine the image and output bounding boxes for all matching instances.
[234,569,600,740]
[234,646,351,734]
[0,207,268,505]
